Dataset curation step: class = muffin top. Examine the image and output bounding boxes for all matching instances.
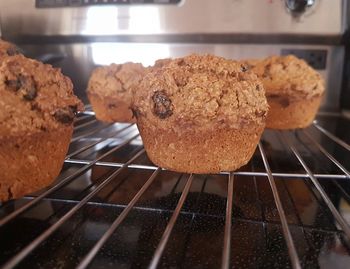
[132,54,268,132]
[0,39,21,60]
[152,58,172,69]
[0,54,83,137]
[243,55,325,100]
[87,62,146,102]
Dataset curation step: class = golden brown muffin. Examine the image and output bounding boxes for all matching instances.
[132,54,268,174]
[87,62,146,123]
[243,55,325,129]
[0,54,83,202]
[0,39,21,60]
[152,58,172,69]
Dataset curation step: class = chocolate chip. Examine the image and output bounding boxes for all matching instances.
[256,85,261,91]
[108,104,116,109]
[31,103,40,111]
[69,104,78,113]
[5,78,21,91]
[255,110,266,117]
[177,59,186,66]
[152,90,173,119]
[241,65,248,72]
[23,86,37,100]
[263,64,271,78]
[54,107,75,124]
[6,46,20,56]
[131,107,141,119]
[5,75,37,101]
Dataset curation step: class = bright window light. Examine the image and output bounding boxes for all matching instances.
[91,43,170,67]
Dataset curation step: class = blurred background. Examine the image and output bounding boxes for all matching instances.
[0,0,348,111]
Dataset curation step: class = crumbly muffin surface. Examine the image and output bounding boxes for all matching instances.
[0,39,21,60]
[87,62,145,101]
[243,55,325,100]
[152,58,172,69]
[0,54,83,137]
[133,54,268,132]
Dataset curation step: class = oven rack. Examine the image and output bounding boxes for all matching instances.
[0,107,350,269]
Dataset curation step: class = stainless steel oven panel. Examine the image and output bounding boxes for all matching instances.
[0,0,344,36]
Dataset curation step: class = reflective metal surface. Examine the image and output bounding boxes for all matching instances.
[0,0,344,36]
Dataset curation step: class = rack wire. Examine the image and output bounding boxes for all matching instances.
[0,109,350,269]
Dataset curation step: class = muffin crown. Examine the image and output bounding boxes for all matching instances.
[0,39,21,60]
[87,62,145,101]
[0,54,83,137]
[243,55,325,100]
[132,54,268,132]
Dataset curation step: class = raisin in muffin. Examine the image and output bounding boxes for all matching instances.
[0,54,83,202]
[132,54,268,174]
[0,39,21,60]
[243,55,325,129]
[87,62,146,123]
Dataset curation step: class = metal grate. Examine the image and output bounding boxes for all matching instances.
[1,107,350,269]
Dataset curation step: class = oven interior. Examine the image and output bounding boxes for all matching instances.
[1,0,350,268]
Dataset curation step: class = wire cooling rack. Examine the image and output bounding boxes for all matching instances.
[0,106,350,269]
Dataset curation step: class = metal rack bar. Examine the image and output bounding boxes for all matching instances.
[280,132,350,239]
[13,195,346,234]
[80,111,95,116]
[302,129,350,177]
[77,167,161,269]
[258,143,302,269]
[74,114,93,124]
[149,174,194,269]
[178,176,208,268]
[71,123,115,143]
[0,133,140,227]
[66,124,133,159]
[313,121,350,151]
[221,173,234,269]
[1,149,145,269]
[73,118,98,131]
[63,159,350,179]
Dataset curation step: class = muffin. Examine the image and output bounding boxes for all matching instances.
[132,54,268,174]
[152,58,172,69]
[0,54,83,202]
[87,62,146,123]
[0,39,21,60]
[243,55,325,129]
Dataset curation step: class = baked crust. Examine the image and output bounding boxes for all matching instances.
[0,39,21,60]
[265,95,323,129]
[0,54,83,137]
[0,53,83,201]
[133,54,268,133]
[88,92,135,123]
[0,127,72,201]
[87,62,145,123]
[242,55,325,129]
[137,119,264,173]
[243,55,325,100]
[133,54,268,173]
